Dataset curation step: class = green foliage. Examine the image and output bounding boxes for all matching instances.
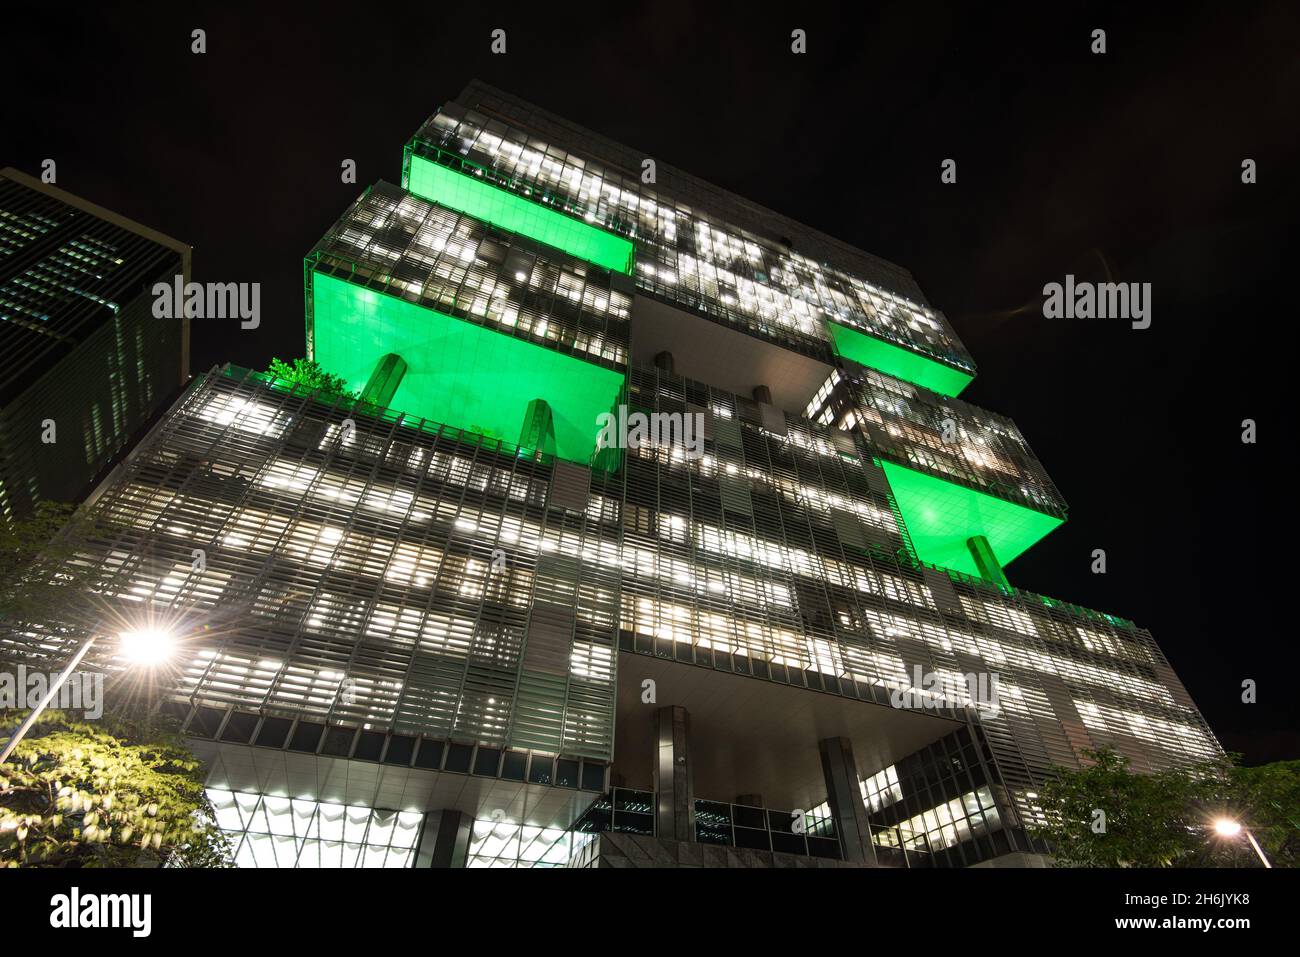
[0,709,233,868]
[1027,746,1299,867]
[1227,759,1300,867]
[0,502,105,629]
[265,357,356,402]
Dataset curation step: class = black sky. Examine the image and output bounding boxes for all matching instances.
[7,1,1298,763]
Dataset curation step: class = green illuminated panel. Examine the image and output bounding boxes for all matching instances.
[879,460,1062,577]
[827,321,973,397]
[311,271,624,465]
[407,155,635,275]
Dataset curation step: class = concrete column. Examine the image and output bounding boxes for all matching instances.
[819,736,878,865]
[653,351,675,374]
[415,809,472,868]
[752,385,773,405]
[967,535,1009,587]
[360,352,407,408]
[653,705,694,842]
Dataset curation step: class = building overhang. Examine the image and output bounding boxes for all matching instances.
[614,653,962,812]
[309,270,625,466]
[630,293,835,414]
[404,151,635,274]
[879,460,1064,576]
[827,320,974,397]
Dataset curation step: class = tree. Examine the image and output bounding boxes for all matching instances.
[1027,746,1299,867]
[0,502,106,629]
[265,357,356,402]
[0,709,233,867]
[1227,759,1300,867]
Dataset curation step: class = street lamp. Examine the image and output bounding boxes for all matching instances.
[0,628,175,764]
[1211,816,1271,868]
[1213,817,1241,838]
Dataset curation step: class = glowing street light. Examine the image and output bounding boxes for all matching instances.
[119,629,176,667]
[1213,817,1242,838]
[0,628,176,764]
[1211,815,1271,868]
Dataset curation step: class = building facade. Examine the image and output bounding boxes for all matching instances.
[13,83,1219,868]
[0,168,190,522]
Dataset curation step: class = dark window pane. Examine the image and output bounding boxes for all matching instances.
[528,755,553,785]
[219,712,258,743]
[354,731,385,761]
[444,743,473,773]
[288,722,324,753]
[614,811,653,835]
[555,758,579,787]
[771,831,805,854]
[473,747,501,777]
[501,751,527,781]
[384,735,416,766]
[253,717,292,749]
[580,762,605,792]
[413,739,444,770]
[188,706,225,738]
[321,726,355,757]
[614,790,653,815]
[733,805,766,830]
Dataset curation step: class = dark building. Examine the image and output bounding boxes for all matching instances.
[0,168,190,521]
[16,83,1219,868]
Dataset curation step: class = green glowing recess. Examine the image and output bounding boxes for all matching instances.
[879,460,1062,578]
[310,271,625,466]
[826,321,973,397]
[406,155,635,275]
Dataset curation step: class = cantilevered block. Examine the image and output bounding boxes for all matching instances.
[406,154,635,275]
[879,460,1063,578]
[827,319,974,397]
[310,271,624,465]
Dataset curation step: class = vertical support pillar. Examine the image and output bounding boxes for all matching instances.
[653,705,694,842]
[359,352,407,408]
[967,535,1009,587]
[415,809,472,868]
[653,351,675,374]
[819,736,878,865]
[520,397,556,458]
[752,385,773,405]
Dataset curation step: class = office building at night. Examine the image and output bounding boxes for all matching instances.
[0,168,190,522]
[13,83,1220,868]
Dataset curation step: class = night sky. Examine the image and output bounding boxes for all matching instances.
[8,2,1297,764]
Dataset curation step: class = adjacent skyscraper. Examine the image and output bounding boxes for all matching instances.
[16,83,1220,868]
[0,168,190,521]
